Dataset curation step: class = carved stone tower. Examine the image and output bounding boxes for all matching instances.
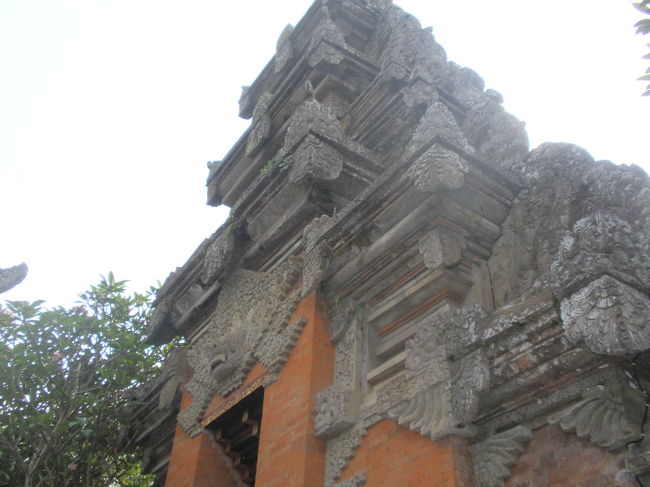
[129,1,650,486]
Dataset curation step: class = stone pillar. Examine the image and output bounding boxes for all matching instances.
[255,293,335,487]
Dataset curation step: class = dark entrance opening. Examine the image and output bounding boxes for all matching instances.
[206,387,264,486]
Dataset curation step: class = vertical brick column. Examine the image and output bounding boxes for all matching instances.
[255,293,335,487]
[165,391,239,487]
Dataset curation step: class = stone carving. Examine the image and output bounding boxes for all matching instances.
[246,92,274,155]
[238,85,253,119]
[551,212,650,294]
[316,384,358,438]
[404,314,448,389]
[308,6,347,67]
[302,241,333,297]
[284,81,343,151]
[559,275,650,356]
[408,101,470,154]
[449,349,490,429]
[0,263,27,294]
[334,473,367,487]
[147,296,173,344]
[325,427,367,486]
[387,384,452,440]
[274,24,294,73]
[303,214,335,253]
[418,226,466,269]
[200,232,235,287]
[157,348,188,411]
[445,304,489,361]
[470,425,533,487]
[548,382,645,450]
[290,134,344,184]
[178,256,304,437]
[462,90,529,173]
[328,298,358,344]
[404,144,467,192]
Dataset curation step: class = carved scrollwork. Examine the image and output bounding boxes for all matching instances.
[559,275,650,356]
[329,299,358,344]
[301,241,332,298]
[308,6,347,67]
[469,425,533,487]
[387,383,452,440]
[548,382,645,451]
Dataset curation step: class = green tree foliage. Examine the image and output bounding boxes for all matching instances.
[633,0,650,95]
[0,273,163,487]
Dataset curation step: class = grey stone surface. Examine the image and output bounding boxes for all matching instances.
[0,263,27,294]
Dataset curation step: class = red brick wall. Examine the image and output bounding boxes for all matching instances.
[338,419,474,487]
[506,425,623,487]
[254,293,335,487]
[165,390,239,487]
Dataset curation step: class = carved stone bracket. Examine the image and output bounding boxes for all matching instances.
[469,425,533,487]
[548,382,645,451]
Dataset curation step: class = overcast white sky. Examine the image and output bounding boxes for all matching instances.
[1,0,648,307]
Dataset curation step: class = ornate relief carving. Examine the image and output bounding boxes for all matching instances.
[178,256,304,437]
[274,24,294,73]
[246,92,274,155]
[418,226,466,269]
[445,304,489,361]
[316,384,358,438]
[200,232,235,287]
[548,382,645,450]
[551,212,650,293]
[284,82,343,151]
[404,143,468,192]
[559,275,650,356]
[387,384,452,440]
[325,427,367,487]
[290,134,344,184]
[470,425,533,487]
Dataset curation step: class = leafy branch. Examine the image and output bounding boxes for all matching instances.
[633,0,650,95]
